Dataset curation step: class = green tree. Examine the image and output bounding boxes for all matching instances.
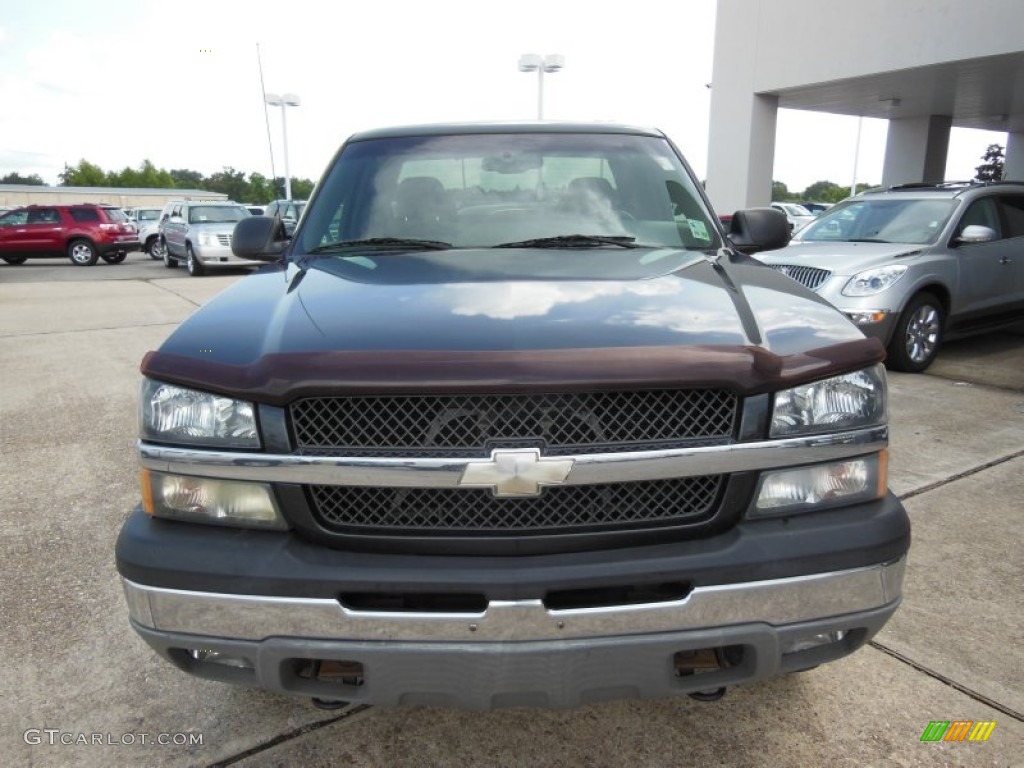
[1,171,46,185]
[290,177,315,200]
[771,180,793,201]
[111,165,143,187]
[247,172,273,203]
[59,159,109,186]
[204,167,250,202]
[974,144,1004,182]
[170,168,204,189]
[135,159,175,188]
[270,176,315,201]
[802,180,845,203]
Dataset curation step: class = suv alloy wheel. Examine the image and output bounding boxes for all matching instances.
[68,239,98,266]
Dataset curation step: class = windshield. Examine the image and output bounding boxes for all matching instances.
[188,205,250,224]
[297,132,720,253]
[796,197,958,244]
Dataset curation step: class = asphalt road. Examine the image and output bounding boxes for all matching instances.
[1,260,1022,767]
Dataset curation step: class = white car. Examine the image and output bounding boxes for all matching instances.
[771,202,816,233]
[126,207,165,259]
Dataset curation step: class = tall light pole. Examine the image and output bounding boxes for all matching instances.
[265,92,301,199]
[518,54,564,119]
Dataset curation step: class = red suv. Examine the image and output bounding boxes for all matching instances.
[0,204,139,266]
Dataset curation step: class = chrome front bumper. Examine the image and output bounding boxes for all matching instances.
[123,558,905,643]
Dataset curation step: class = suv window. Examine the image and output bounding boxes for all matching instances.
[69,208,101,222]
[957,198,1002,238]
[103,208,128,223]
[0,210,28,226]
[999,195,1024,238]
[27,208,61,224]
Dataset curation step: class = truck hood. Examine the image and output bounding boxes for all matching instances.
[143,248,882,403]
[760,241,924,276]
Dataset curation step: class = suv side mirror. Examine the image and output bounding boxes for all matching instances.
[233,216,287,261]
[728,208,791,254]
[956,224,997,245]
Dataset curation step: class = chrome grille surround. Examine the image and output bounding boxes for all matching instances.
[770,264,832,291]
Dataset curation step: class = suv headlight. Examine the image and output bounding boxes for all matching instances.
[771,365,887,438]
[140,380,259,448]
[842,265,907,296]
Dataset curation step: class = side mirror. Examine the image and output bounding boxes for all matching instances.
[728,208,791,254]
[956,224,997,245]
[232,216,287,261]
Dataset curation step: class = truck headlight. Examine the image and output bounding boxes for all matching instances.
[140,379,259,448]
[749,453,887,517]
[771,365,886,438]
[141,470,286,529]
[841,265,907,296]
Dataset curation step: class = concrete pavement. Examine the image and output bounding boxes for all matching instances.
[1,265,1021,767]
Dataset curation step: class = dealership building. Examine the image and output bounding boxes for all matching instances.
[706,0,1024,214]
[0,185,226,209]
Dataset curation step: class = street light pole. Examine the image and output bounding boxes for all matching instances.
[518,54,564,119]
[265,92,301,199]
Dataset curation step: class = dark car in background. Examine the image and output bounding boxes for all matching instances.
[0,204,139,266]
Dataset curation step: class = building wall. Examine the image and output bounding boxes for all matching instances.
[0,186,226,208]
[739,0,1023,93]
[707,0,1024,213]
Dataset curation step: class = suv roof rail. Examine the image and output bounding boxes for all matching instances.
[885,181,975,190]
[859,179,1024,197]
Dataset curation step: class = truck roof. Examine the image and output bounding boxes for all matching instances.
[348,121,666,142]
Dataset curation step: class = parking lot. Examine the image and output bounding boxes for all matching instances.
[1,255,1022,767]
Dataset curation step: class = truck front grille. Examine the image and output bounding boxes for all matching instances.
[308,475,723,535]
[290,389,737,457]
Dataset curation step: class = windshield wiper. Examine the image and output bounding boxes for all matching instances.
[308,237,452,253]
[493,234,638,249]
[845,238,890,243]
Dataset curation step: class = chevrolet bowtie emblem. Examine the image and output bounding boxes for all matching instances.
[459,449,575,497]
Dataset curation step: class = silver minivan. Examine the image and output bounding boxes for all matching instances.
[757,181,1024,371]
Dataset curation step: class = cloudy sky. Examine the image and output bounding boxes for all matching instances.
[0,0,1006,193]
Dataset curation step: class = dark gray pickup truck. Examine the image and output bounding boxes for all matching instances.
[116,123,909,710]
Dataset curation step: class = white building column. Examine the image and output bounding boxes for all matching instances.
[705,0,779,214]
[1004,131,1024,180]
[706,93,779,215]
[881,115,952,186]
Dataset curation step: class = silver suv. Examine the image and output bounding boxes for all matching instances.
[757,181,1024,371]
[158,201,260,276]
